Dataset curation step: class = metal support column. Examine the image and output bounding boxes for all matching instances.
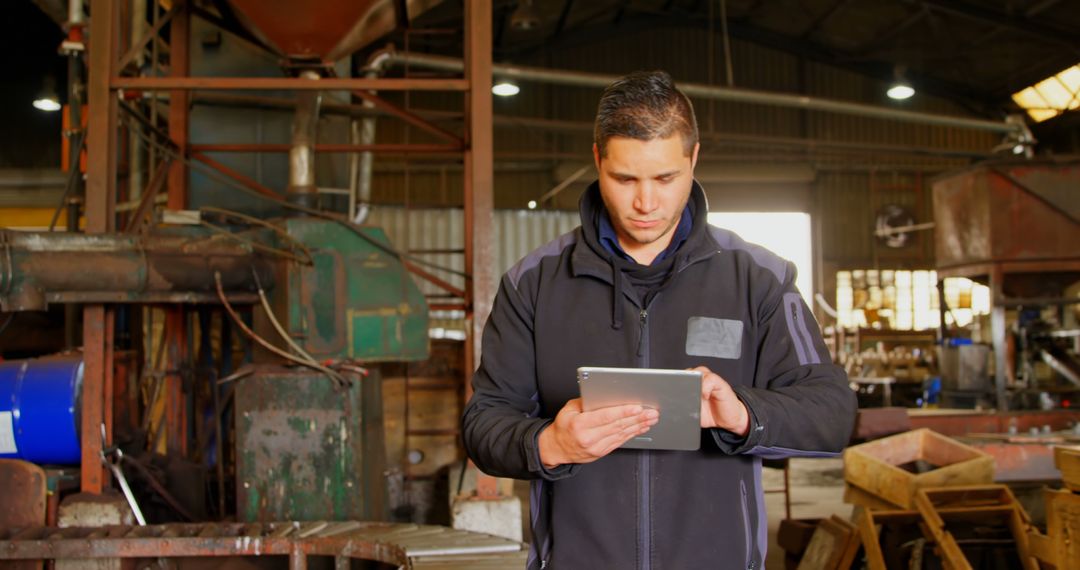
[165,0,191,456]
[82,0,119,494]
[463,0,499,500]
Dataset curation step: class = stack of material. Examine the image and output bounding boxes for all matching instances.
[1027,446,1080,569]
[790,429,1044,569]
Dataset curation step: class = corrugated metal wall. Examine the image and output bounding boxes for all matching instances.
[366,207,579,299]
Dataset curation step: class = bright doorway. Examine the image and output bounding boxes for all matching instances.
[706,212,814,306]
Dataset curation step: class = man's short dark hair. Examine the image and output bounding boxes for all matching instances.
[594,70,699,158]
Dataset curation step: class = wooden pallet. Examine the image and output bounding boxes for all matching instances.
[914,485,1038,570]
[854,506,925,570]
[844,429,994,509]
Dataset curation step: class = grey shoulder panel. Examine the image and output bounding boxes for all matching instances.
[707,225,788,285]
[507,228,579,290]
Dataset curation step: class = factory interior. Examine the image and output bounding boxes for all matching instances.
[1,0,1080,568]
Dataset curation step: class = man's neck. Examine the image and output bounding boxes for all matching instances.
[619,227,676,266]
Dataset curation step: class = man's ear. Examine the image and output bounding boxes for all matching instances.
[690,142,700,170]
[592,143,602,172]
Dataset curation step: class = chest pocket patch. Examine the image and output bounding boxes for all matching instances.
[686,316,743,359]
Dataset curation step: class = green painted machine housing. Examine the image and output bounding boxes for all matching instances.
[255,218,429,363]
[235,365,387,522]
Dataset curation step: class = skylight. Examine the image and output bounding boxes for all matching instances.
[1011,64,1080,122]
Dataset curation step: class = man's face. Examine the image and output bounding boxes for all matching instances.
[593,135,699,260]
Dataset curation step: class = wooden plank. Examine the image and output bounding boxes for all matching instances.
[854,508,926,570]
[797,517,850,570]
[843,484,904,511]
[914,490,972,570]
[1045,489,1080,570]
[1025,529,1054,566]
[1053,445,1080,492]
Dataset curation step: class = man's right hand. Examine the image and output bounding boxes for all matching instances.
[537,398,659,469]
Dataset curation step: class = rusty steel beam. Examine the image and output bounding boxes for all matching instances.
[112,77,470,91]
[463,0,495,401]
[350,90,464,145]
[82,0,121,495]
[463,0,502,502]
[188,143,463,153]
[115,3,176,72]
[404,262,466,300]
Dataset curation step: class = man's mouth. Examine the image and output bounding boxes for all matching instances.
[630,219,661,229]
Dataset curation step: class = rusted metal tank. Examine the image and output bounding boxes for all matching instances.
[225,0,440,63]
[933,159,1080,299]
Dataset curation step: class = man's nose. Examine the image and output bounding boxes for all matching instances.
[634,183,658,213]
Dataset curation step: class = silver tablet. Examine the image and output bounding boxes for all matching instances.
[577,367,703,451]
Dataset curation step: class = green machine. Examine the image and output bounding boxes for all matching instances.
[238,217,430,523]
[0,217,428,522]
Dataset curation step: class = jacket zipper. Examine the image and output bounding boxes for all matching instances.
[638,302,653,570]
[740,479,755,569]
[789,300,813,361]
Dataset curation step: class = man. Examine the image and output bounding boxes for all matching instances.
[462,70,855,570]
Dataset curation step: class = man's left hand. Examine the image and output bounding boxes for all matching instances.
[693,366,750,436]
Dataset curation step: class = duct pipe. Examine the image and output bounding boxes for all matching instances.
[0,231,272,311]
[350,49,393,224]
[286,70,322,209]
[68,0,83,26]
[384,51,1024,137]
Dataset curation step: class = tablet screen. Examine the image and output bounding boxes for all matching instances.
[578,367,703,451]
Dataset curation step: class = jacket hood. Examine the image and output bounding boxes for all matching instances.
[575,179,713,330]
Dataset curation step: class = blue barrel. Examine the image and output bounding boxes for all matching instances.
[0,355,82,464]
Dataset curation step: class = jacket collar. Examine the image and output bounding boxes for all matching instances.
[571,179,716,282]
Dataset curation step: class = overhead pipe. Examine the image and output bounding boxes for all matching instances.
[0,231,272,311]
[350,49,394,224]
[286,70,322,210]
[382,50,1028,139]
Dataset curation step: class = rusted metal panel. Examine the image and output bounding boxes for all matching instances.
[0,522,525,568]
[933,161,1080,272]
[234,367,386,522]
[907,409,1080,436]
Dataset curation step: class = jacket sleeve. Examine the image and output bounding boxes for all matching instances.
[461,273,578,480]
[712,261,857,457]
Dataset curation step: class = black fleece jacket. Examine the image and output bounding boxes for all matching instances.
[462,181,856,570]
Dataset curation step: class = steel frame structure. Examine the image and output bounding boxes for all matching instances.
[81,0,495,499]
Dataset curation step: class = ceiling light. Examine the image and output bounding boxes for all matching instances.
[492,81,520,97]
[33,98,61,112]
[33,76,61,112]
[510,0,541,31]
[887,82,914,100]
[527,200,537,209]
[887,65,915,100]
